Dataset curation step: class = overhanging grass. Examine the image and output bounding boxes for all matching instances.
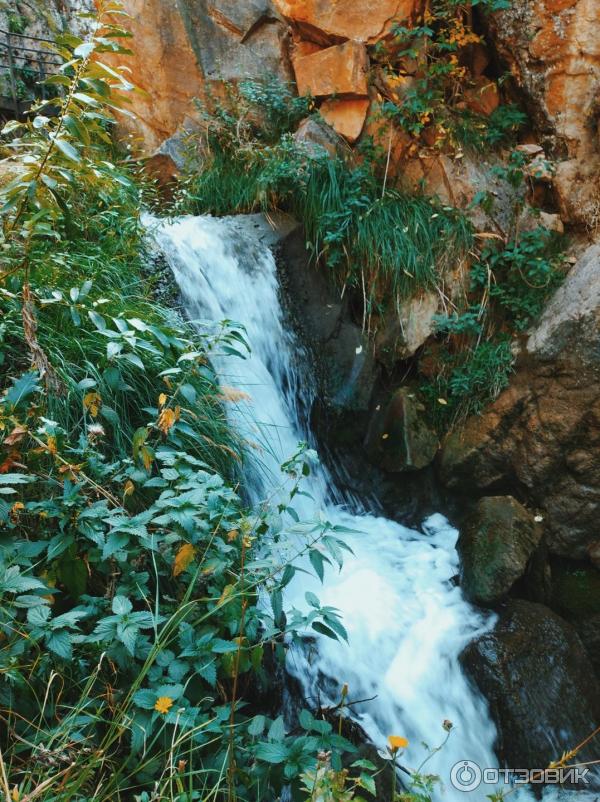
[184,141,474,312]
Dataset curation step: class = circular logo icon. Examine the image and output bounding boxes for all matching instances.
[450,760,482,792]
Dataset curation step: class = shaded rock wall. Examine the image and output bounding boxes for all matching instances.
[440,243,600,559]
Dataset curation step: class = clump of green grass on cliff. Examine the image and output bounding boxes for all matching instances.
[177,80,473,319]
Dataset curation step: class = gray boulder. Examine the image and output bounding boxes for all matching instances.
[458,496,542,606]
[462,600,600,772]
[365,388,438,473]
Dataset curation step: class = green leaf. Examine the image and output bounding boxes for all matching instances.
[298,709,314,731]
[248,715,266,736]
[305,591,320,609]
[179,383,197,405]
[268,715,285,741]
[4,372,40,409]
[254,741,289,764]
[133,689,157,710]
[309,549,326,582]
[311,621,339,640]
[46,630,72,660]
[0,474,34,485]
[54,138,81,162]
[112,595,132,615]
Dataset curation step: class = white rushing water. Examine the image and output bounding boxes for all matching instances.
[147,213,553,800]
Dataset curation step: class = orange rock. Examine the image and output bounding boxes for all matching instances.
[294,41,369,98]
[463,77,500,116]
[319,98,371,142]
[273,0,419,43]
[488,0,600,225]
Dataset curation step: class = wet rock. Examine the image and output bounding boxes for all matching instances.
[277,225,377,418]
[457,496,542,606]
[293,40,369,98]
[365,388,439,473]
[440,242,600,558]
[374,292,440,366]
[461,600,600,771]
[293,116,353,160]
[550,559,600,675]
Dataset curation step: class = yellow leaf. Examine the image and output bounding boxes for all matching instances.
[124,480,135,497]
[141,446,154,471]
[47,435,57,454]
[173,543,196,577]
[388,735,409,752]
[11,786,19,802]
[158,393,167,408]
[219,584,234,605]
[157,407,176,435]
[227,529,239,542]
[83,391,102,418]
[219,386,251,403]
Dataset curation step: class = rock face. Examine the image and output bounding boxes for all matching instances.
[440,242,600,559]
[107,0,292,152]
[462,600,600,770]
[488,0,600,226]
[319,99,370,143]
[293,41,369,98]
[278,224,378,420]
[365,388,438,473]
[457,496,542,606]
[272,0,416,42]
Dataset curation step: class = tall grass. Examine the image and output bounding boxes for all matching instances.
[183,134,473,315]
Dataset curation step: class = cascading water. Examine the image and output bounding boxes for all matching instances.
[146,213,575,801]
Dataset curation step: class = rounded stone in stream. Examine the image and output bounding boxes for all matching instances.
[458,496,542,606]
[461,600,600,773]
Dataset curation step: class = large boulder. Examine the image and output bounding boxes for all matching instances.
[293,41,369,98]
[457,496,542,606]
[486,0,600,226]
[440,242,600,559]
[461,600,600,771]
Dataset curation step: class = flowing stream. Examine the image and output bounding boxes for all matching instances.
[148,213,557,800]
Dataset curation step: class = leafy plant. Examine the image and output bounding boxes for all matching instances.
[374,0,524,152]
[0,8,363,802]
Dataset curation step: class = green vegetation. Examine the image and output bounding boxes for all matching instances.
[0,6,398,802]
[422,221,565,426]
[179,82,473,323]
[372,0,526,152]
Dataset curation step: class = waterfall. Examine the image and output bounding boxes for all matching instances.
[146,213,544,800]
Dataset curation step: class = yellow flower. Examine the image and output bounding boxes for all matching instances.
[154,696,174,715]
[388,735,409,752]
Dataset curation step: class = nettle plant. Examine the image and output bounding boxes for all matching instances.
[0,5,371,801]
[0,365,359,799]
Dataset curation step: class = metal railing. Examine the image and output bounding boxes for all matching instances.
[0,28,62,117]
